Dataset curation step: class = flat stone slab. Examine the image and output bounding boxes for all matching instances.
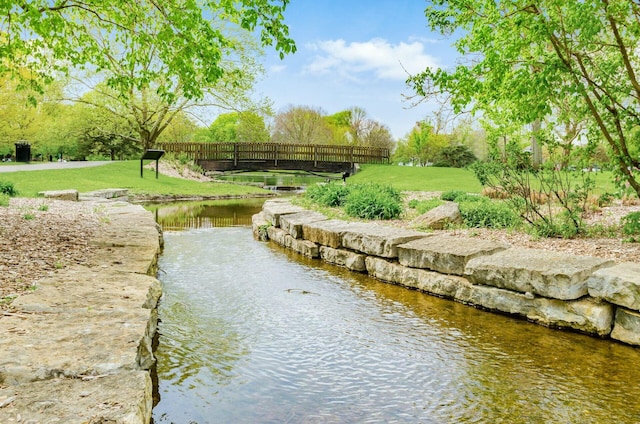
[279,210,328,239]
[588,262,640,311]
[261,199,306,227]
[301,219,356,248]
[83,188,129,199]
[0,308,156,386]
[0,371,152,423]
[267,226,319,258]
[465,248,614,300]
[611,308,640,346]
[366,256,614,336]
[11,269,162,313]
[341,222,427,258]
[320,246,366,272]
[398,235,508,275]
[37,189,78,201]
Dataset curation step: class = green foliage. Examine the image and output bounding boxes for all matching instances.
[457,197,520,229]
[411,0,640,197]
[408,198,444,214]
[0,193,9,207]
[434,144,478,168]
[394,121,449,166]
[305,182,403,220]
[0,180,18,196]
[304,182,350,207]
[440,190,467,201]
[622,212,640,242]
[344,183,403,220]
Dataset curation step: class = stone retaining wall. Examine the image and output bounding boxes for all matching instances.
[0,192,162,423]
[254,199,640,346]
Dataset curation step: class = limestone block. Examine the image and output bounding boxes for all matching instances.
[252,211,270,241]
[261,198,306,227]
[0,308,155,385]
[588,262,640,311]
[398,235,508,275]
[320,246,366,272]
[0,371,152,424]
[280,210,327,239]
[465,248,614,300]
[341,222,427,258]
[611,308,640,345]
[301,219,355,248]
[268,226,318,258]
[37,189,78,201]
[365,256,470,298]
[83,188,129,199]
[365,256,614,336]
[410,201,463,230]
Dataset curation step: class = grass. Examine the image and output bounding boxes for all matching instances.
[350,164,617,195]
[0,160,270,198]
[349,165,483,192]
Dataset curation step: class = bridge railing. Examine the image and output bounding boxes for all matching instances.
[157,142,390,165]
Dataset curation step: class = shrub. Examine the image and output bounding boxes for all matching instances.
[622,211,640,242]
[305,182,350,207]
[344,183,403,220]
[440,190,467,201]
[458,198,520,229]
[0,180,17,197]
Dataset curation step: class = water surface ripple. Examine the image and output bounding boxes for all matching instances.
[153,228,640,423]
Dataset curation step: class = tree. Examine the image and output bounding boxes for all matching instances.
[325,107,394,149]
[1,1,295,99]
[409,0,640,197]
[272,105,332,144]
[205,111,270,143]
[435,144,477,168]
[394,121,449,166]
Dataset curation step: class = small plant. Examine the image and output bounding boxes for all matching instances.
[409,198,445,214]
[621,211,640,242]
[0,180,17,196]
[23,213,35,220]
[458,198,520,229]
[344,183,403,220]
[440,190,467,201]
[38,203,49,211]
[305,182,350,207]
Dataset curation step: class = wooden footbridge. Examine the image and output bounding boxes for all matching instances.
[157,142,390,173]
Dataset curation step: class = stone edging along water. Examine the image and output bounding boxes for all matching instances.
[253,198,640,347]
[0,190,162,423]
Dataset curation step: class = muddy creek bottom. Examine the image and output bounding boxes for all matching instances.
[152,227,640,424]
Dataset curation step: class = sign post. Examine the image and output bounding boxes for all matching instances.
[141,149,165,179]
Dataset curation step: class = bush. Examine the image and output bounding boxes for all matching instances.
[0,180,17,197]
[305,182,350,207]
[344,183,403,220]
[622,211,640,242]
[458,198,520,229]
[440,190,467,201]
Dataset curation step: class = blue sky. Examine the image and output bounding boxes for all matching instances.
[255,0,460,139]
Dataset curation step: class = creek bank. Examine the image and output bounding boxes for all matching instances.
[254,198,640,345]
[0,189,162,423]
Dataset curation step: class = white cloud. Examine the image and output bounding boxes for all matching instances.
[304,38,439,81]
[269,64,287,73]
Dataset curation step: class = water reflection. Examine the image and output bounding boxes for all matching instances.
[152,201,640,423]
[145,198,266,230]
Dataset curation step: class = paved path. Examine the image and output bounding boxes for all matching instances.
[0,161,115,173]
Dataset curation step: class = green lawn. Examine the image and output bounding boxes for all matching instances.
[351,164,617,195]
[0,160,269,198]
[350,165,484,192]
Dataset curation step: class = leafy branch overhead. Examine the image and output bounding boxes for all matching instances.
[0,0,296,101]
[409,0,640,197]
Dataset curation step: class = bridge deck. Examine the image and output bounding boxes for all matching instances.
[158,142,390,172]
